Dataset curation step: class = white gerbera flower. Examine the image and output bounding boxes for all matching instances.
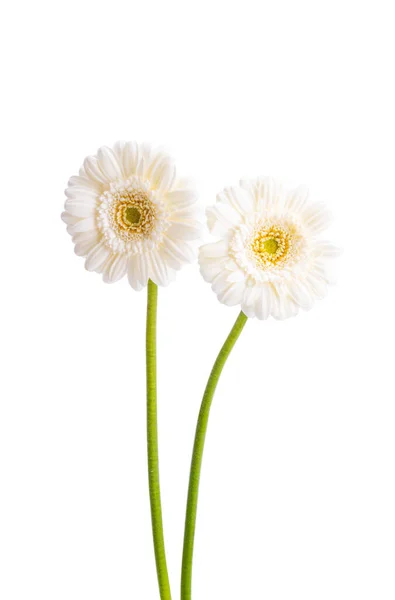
[62,142,202,289]
[199,178,340,320]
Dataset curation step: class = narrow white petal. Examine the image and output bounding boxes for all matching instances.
[150,157,176,193]
[74,236,99,257]
[85,243,111,272]
[284,185,310,213]
[288,280,314,310]
[102,254,128,283]
[128,254,149,291]
[254,284,273,320]
[242,285,260,318]
[137,143,153,178]
[217,281,246,306]
[166,189,197,210]
[257,177,278,211]
[211,270,231,295]
[166,221,202,241]
[312,241,342,258]
[226,268,245,283]
[61,212,79,225]
[72,230,99,244]
[65,186,99,200]
[274,286,299,320]
[83,156,109,184]
[65,199,96,218]
[67,175,101,192]
[305,274,328,298]
[199,240,229,260]
[67,217,96,235]
[161,236,196,266]
[147,250,175,286]
[122,141,139,177]
[199,259,224,282]
[206,203,241,236]
[217,186,253,215]
[302,203,332,234]
[97,146,123,181]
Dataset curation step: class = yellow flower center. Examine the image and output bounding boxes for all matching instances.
[251,225,292,268]
[110,190,156,241]
[124,206,142,226]
[262,238,279,254]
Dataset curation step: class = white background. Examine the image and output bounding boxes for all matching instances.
[1,1,394,599]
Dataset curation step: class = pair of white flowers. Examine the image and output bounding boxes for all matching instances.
[62,141,340,320]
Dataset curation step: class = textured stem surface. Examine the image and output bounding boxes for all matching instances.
[146,280,172,600]
[181,311,248,600]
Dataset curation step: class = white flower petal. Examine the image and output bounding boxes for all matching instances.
[217,186,253,215]
[67,217,96,234]
[65,187,98,201]
[65,199,96,218]
[206,203,241,236]
[199,240,229,259]
[199,259,225,282]
[74,236,100,257]
[288,279,315,310]
[312,241,342,258]
[147,250,175,287]
[97,146,123,182]
[161,236,196,267]
[121,141,139,178]
[128,253,149,291]
[167,221,202,241]
[83,155,109,185]
[284,185,310,213]
[102,253,128,283]
[254,284,274,320]
[217,281,246,306]
[150,157,176,193]
[68,174,101,192]
[301,203,332,234]
[305,274,328,299]
[166,189,197,210]
[72,230,99,244]
[61,211,79,225]
[85,243,111,272]
[137,143,153,178]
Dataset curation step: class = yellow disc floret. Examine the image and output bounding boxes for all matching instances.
[251,224,294,269]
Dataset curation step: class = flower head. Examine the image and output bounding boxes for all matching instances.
[199,178,340,320]
[62,142,202,289]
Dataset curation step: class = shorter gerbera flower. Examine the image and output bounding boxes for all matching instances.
[199,178,340,319]
[62,142,202,289]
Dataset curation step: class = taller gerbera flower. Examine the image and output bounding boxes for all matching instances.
[199,177,340,319]
[62,142,201,288]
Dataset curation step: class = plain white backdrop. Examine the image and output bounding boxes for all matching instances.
[1,0,394,598]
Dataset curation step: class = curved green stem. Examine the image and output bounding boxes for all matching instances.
[146,280,172,600]
[181,310,248,600]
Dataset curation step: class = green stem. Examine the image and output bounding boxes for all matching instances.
[181,310,248,600]
[146,280,172,600]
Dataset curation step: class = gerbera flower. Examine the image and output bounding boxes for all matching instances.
[199,178,340,319]
[62,142,201,288]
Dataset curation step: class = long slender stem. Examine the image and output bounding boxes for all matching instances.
[146,279,172,600]
[181,310,248,600]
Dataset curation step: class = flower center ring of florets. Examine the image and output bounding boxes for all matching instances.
[228,219,305,274]
[97,177,169,255]
[250,224,292,268]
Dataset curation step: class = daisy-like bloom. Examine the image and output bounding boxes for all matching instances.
[62,142,202,288]
[199,178,340,319]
